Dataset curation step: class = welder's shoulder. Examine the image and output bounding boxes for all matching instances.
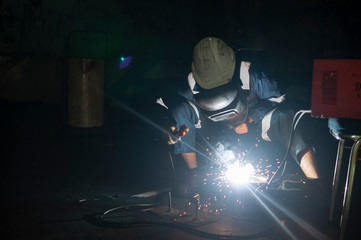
[172,101,197,119]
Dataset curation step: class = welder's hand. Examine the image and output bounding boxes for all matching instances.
[163,124,189,145]
[177,125,189,138]
[165,125,179,145]
[232,117,254,135]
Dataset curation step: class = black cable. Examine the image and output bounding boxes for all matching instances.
[98,203,274,240]
[265,110,311,190]
[276,110,305,178]
[279,110,310,177]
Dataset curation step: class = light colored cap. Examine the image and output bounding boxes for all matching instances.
[191,37,236,89]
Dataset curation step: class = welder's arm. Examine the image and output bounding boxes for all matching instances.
[248,105,271,124]
[250,71,281,100]
[181,152,197,169]
[163,124,197,169]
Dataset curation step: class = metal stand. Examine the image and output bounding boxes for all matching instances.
[167,191,173,212]
[329,130,361,240]
[192,193,200,221]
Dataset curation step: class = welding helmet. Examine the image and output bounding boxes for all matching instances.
[194,80,248,124]
[192,37,236,90]
[191,37,247,124]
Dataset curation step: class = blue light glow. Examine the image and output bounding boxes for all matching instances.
[119,56,133,70]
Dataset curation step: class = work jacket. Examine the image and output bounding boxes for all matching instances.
[156,57,285,154]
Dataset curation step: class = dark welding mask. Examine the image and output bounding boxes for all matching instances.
[194,81,248,124]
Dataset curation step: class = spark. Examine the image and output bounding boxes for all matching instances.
[225,162,255,186]
[187,137,281,216]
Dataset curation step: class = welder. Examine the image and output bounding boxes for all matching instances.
[157,37,320,195]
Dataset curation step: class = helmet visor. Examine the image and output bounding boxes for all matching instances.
[194,81,248,123]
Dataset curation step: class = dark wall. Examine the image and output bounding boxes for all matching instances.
[1,0,360,103]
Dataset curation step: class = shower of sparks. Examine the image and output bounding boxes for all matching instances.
[207,138,273,185]
[195,136,281,215]
[225,162,255,185]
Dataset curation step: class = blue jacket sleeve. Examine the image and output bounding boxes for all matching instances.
[171,102,199,154]
[250,70,281,100]
[247,70,282,123]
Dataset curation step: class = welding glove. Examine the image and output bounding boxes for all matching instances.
[232,117,254,134]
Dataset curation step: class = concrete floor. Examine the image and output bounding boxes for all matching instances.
[1,99,360,240]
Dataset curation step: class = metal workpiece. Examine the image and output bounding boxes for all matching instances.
[67,58,104,128]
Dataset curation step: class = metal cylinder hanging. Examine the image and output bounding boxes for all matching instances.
[68,58,104,128]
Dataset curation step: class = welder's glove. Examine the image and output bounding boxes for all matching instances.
[232,117,254,134]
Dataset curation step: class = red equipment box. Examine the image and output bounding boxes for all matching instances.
[311,59,361,119]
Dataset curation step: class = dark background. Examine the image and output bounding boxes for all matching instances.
[1,0,360,239]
